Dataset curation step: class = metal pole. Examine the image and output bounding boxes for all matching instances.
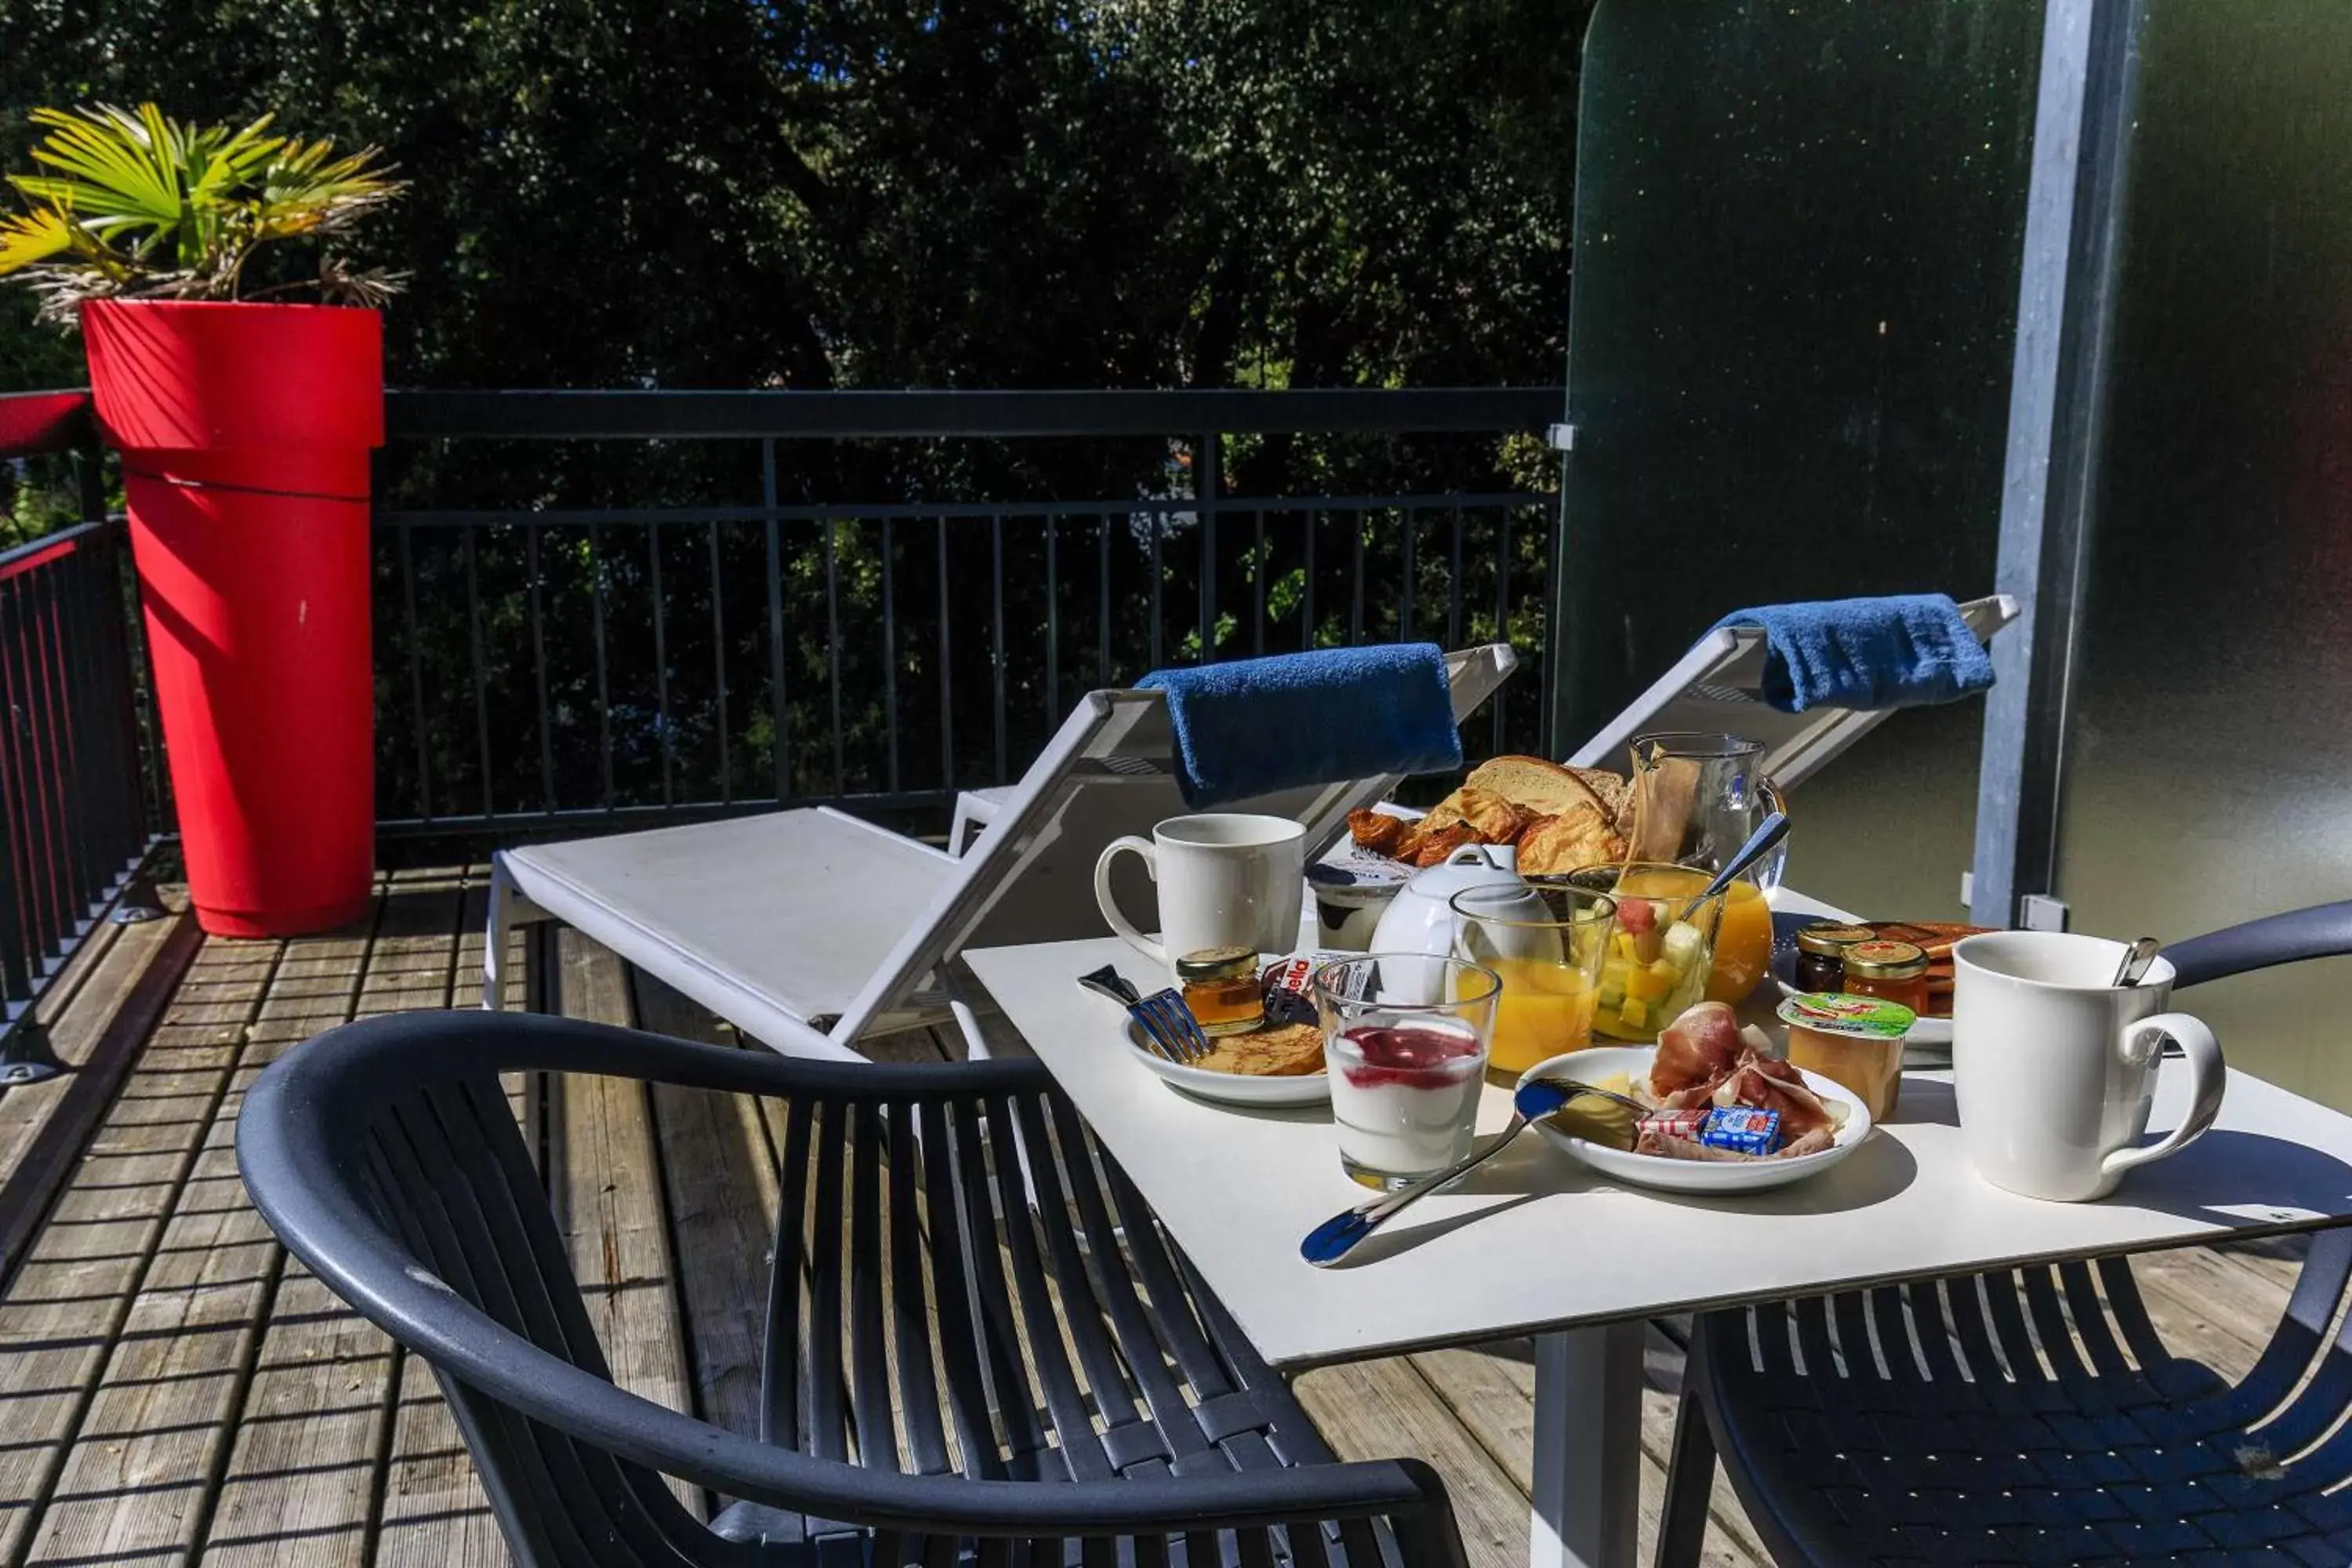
[1970,0,2145,931]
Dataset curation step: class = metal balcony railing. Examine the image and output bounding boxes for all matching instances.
[0,396,168,1059]
[374,387,1564,834]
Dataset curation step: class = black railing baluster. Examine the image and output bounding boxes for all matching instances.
[1097,514,1111,688]
[1251,509,1265,657]
[14,574,69,954]
[1196,432,1218,662]
[37,557,96,920]
[935,519,953,791]
[882,517,898,797]
[1350,510,1366,646]
[465,526,495,820]
[399,521,431,821]
[990,517,1006,784]
[1494,504,1513,756]
[0,578,45,976]
[528,524,555,813]
[1044,517,1058,725]
[1301,509,1316,649]
[590,522,614,811]
[0,579,31,1004]
[826,517,844,797]
[1399,504,1417,643]
[1149,508,1164,670]
[1447,506,1464,651]
[708,521,731,805]
[649,520,673,808]
[763,438,789,803]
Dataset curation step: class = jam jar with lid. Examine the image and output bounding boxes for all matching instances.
[1840,939,1931,1014]
[1174,946,1265,1036]
[1793,922,1875,994]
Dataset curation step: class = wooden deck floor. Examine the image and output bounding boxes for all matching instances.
[0,866,2314,1568]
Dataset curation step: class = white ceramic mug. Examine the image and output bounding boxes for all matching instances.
[1951,931,2226,1202]
[1094,814,1306,975]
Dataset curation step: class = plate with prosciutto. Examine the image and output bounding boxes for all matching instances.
[1518,1000,1872,1194]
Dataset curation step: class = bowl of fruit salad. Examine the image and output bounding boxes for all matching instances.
[1554,862,1726,1043]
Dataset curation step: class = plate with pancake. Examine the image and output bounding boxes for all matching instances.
[1123,1016,1331,1107]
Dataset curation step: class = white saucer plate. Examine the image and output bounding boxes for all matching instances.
[1123,1018,1331,1107]
[1517,1045,1874,1195]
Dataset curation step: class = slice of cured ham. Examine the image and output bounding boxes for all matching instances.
[1652,1000,1744,1096]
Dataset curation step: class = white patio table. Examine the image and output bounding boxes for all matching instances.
[964,890,2352,1568]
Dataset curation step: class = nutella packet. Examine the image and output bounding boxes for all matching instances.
[1262,951,1358,1025]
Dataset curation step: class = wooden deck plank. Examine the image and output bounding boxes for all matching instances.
[371,871,517,1568]
[550,931,698,1515]
[22,896,387,1568]
[0,907,201,1291]
[633,972,778,1447]
[9,932,296,1568]
[0,929,278,1567]
[201,879,470,1568]
[1290,1356,1533,1568]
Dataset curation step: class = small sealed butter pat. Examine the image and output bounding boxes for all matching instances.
[1635,1109,1709,1144]
[1697,1106,1781,1156]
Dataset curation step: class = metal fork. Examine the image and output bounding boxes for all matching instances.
[1077,965,1217,1064]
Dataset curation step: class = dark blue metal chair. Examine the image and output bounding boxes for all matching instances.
[238,1010,1468,1567]
[1658,902,2352,1568]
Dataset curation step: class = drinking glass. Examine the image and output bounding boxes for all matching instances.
[1563,862,1726,1042]
[1627,731,1786,1001]
[1448,882,1617,1074]
[1312,954,1500,1191]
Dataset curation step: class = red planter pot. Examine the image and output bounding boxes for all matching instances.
[83,299,382,938]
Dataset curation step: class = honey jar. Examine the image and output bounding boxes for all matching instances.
[1840,939,1931,1014]
[1175,946,1265,1036]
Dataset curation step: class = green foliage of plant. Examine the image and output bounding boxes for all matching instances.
[0,102,404,325]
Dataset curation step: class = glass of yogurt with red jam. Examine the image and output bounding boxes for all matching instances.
[1312,955,1501,1191]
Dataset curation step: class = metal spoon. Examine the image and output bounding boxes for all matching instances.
[1299,1077,1638,1267]
[1674,811,1791,924]
[2110,936,2161,989]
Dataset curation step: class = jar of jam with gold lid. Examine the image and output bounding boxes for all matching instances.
[1793,922,1875,994]
[1841,938,1931,1014]
[1175,946,1265,1036]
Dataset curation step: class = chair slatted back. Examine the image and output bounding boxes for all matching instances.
[304,1032,1410,1568]
[358,1076,722,1568]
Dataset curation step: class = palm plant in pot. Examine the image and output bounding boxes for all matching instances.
[0,104,404,937]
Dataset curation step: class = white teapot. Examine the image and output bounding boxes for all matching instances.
[1369,842,1527,993]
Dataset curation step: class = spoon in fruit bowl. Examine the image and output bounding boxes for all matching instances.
[1299,1076,1641,1267]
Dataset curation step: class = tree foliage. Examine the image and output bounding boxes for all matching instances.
[1,0,1588,394]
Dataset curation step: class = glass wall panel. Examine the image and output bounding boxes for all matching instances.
[2054,2,2352,1104]
[1557,0,2041,916]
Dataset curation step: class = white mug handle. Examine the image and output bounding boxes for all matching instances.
[2100,1011,2226,1183]
[1094,836,1167,968]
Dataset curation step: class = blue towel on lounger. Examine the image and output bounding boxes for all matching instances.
[1139,644,1464,809]
[1710,594,1995,713]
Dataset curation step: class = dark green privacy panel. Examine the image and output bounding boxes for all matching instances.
[1553,0,2042,913]
[2053,2,2352,1105]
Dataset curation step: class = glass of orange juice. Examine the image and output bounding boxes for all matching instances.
[1448,882,1617,1073]
[1706,879,1774,1003]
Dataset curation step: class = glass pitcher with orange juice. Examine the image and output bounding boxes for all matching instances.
[1626,732,1787,1003]
[1448,883,1617,1073]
